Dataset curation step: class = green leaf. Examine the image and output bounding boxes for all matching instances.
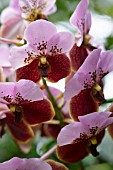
[86,163,113,170]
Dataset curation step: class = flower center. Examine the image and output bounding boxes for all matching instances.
[10,104,22,123]
[86,136,99,157]
[22,8,47,21]
[38,56,50,77]
[92,84,106,103]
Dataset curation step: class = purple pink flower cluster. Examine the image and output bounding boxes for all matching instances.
[0,0,113,169]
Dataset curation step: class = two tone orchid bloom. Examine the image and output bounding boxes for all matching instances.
[19,0,57,21]
[0,157,69,170]
[0,0,25,39]
[57,111,113,163]
[65,49,113,120]
[69,0,93,71]
[10,20,74,83]
[0,79,55,142]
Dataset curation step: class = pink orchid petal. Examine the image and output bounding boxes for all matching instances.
[64,49,101,100]
[78,112,112,135]
[64,72,86,100]
[98,117,113,134]
[47,32,74,53]
[70,0,89,29]
[0,45,11,67]
[19,0,33,13]
[70,0,90,46]
[10,44,35,69]
[0,82,15,104]
[1,7,20,24]
[0,157,52,170]
[85,11,91,34]
[10,0,21,13]
[97,51,113,76]
[14,79,43,103]
[57,122,89,146]
[40,0,56,14]
[0,15,24,39]
[24,20,57,46]
[45,5,57,15]
[78,49,101,74]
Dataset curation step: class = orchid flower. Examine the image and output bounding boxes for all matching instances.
[69,0,94,71]
[70,0,91,47]
[57,111,113,163]
[10,20,74,83]
[0,79,55,126]
[0,0,25,39]
[19,0,57,21]
[65,49,113,100]
[65,49,113,120]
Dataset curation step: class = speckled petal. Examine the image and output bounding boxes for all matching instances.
[70,0,89,46]
[69,44,88,71]
[70,89,98,121]
[57,122,89,146]
[47,32,74,54]
[57,130,105,163]
[64,49,101,100]
[0,82,15,104]
[79,112,112,128]
[97,51,113,80]
[6,112,34,143]
[56,141,88,163]
[21,99,55,125]
[14,79,43,103]
[10,44,35,70]
[47,54,71,82]
[16,59,41,82]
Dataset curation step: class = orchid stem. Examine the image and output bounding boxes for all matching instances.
[0,37,24,46]
[105,98,113,104]
[42,78,64,126]
[40,145,56,161]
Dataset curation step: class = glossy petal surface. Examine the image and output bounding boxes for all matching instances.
[21,99,55,125]
[70,89,98,121]
[16,59,41,82]
[0,157,52,170]
[57,141,88,163]
[6,112,34,143]
[47,54,71,82]
[70,44,88,71]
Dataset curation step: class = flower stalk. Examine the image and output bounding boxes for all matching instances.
[42,78,64,126]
